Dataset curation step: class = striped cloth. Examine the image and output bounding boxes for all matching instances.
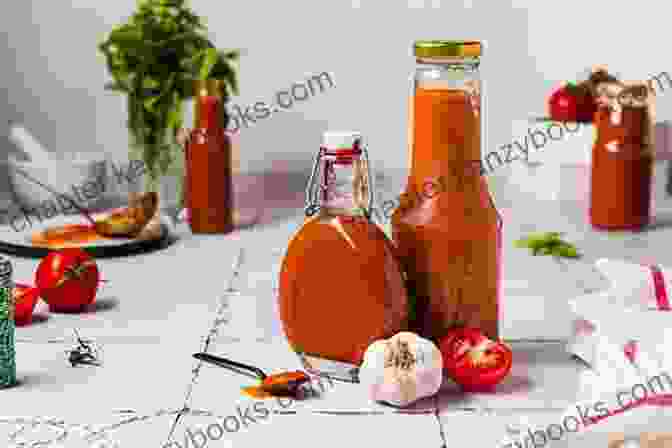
[568,259,672,427]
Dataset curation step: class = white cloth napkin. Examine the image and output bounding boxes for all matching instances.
[568,258,672,371]
[505,329,666,446]
[502,331,660,447]
[504,258,672,446]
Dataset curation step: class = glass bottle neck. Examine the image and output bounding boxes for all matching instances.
[194,94,223,129]
[319,158,369,216]
[409,86,482,193]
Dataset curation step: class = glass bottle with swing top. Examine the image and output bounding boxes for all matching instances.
[278,131,409,382]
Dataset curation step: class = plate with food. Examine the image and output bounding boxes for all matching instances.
[0,192,176,258]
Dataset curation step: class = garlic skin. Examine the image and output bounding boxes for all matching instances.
[359,331,443,407]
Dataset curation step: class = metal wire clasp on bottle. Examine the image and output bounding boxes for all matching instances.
[303,140,375,218]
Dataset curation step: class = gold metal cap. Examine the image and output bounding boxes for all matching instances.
[413,40,481,58]
[193,79,225,97]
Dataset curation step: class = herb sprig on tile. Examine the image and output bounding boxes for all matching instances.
[514,232,581,258]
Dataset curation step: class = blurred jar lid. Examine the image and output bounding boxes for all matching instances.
[413,40,481,58]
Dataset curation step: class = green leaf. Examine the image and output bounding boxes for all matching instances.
[222,49,240,60]
[524,238,547,251]
[142,77,161,89]
[515,231,581,258]
[166,92,183,130]
[513,238,532,248]
[543,231,563,240]
[198,48,218,80]
[142,73,176,112]
[214,55,239,96]
[104,82,128,92]
[552,244,581,259]
[143,95,160,112]
[107,29,144,47]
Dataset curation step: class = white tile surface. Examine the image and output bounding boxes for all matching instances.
[3,157,672,445]
[440,409,572,448]
[232,413,444,448]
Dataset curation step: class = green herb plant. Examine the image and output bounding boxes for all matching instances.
[98,0,239,193]
[514,232,581,258]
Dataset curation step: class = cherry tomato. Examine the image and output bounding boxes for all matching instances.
[13,284,40,326]
[548,83,596,123]
[35,248,100,312]
[439,327,513,391]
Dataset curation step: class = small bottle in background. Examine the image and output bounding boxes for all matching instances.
[0,255,16,388]
[184,80,234,234]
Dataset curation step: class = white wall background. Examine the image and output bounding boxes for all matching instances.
[1,0,670,198]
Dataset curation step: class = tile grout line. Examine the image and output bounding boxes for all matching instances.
[163,247,246,447]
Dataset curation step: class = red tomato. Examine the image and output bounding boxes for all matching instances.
[439,327,512,391]
[13,284,40,326]
[548,83,596,123]
[35,248,100,312]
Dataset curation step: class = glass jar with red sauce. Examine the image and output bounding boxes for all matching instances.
[278,132,409,382]
[391,41,501,342]
[590,84,654,231]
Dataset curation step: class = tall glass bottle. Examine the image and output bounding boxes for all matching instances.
[0,256,15,388]
[185,79,234,234]
[278,132,409,382]
[391,41,501,342]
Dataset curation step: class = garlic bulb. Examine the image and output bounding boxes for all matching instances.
[359,331,443,407]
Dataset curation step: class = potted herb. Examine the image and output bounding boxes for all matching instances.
[98,0,238,219]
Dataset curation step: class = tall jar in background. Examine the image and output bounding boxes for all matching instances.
[590,82,654,230]
[391,40,501,342]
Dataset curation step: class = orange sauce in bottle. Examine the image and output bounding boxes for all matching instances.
[392,87,501,342]
[280,214,408,364]
[278,133,408,372]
